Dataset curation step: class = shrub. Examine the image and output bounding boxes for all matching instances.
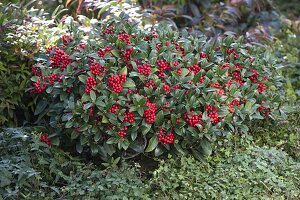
[0,128,148,199]
[149,147,300,199]
[0,2,68,126]
[31,12,285,160]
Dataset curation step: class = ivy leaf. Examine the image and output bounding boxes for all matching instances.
[145,136,158,152]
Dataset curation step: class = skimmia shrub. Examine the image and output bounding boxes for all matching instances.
[30,13,284,159]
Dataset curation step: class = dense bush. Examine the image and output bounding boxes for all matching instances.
[149,147,300,199]
[0,2,68,126]
[30,12,286,160]
[0,128,148,199]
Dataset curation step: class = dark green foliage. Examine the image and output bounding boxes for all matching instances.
[149,147,300,199]
[251,109,300,161]
[0,128,148,199]
[0,3,33,126]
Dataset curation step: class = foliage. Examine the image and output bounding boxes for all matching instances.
[0,2,69,126]
[140,0,279,37]
[0,128,148,199]
[30,12,286,161]
[149,147,300,199]
[250,109,300,161]
[271,24,300,99]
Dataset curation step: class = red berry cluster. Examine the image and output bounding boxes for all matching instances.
[143,101,156,124]
[78,43,86,50]
[145,80,156,89]
[228,99,241,113]
[85,77,97,94]
[156,43,162,51]
[158,128,174,144]
[249,68,258,83]
[118,130,127,138]
[174,42,185,56]
[107,74,126,93]
[188,64,201,74]
[123,110,135,123]
[210,81,221,88]
[200,52,207,59]
[88,106,95,117]
[98,46,112,57]
[157,59,171,79]
[46,46,57,54]
[102,28,114,36]
[173,61,179,66]
[163,84,171,94]
[184,112,203,127]
[226,48,238,59]
[32,65,41,76]
[221,62,230,69]
[118,32,131,44]
[50,48,72,71]
[257,83,267,93]
[89,63,105,76]
[151,31,158,38]
[234,63,243,71]
[62,35,74,46]
[109,103,120,114]
[205,105,220,123]
[231,70,244,87]
[33,79,47,93]
[177,68,182,76]
[120,47,133,62]
[33,74,57,93]
[138,63,151,76]
[257,105,271,118]
[39,133,51,146]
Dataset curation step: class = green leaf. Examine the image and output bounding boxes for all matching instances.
[78,75,87,83]
[119,66,127,75]
[181,68,189,77]
[145,136,158,152]
[155,110,164,126]
[200,140,212,156]
[76,142,83,153]
[90,90,96,102]
[123,78,136,88]
[71,131,80,140]
[141,124,152,135]
[34,100,48,115]
[31,76,40,82]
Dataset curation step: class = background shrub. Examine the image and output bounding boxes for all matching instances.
[0,2,68,126]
